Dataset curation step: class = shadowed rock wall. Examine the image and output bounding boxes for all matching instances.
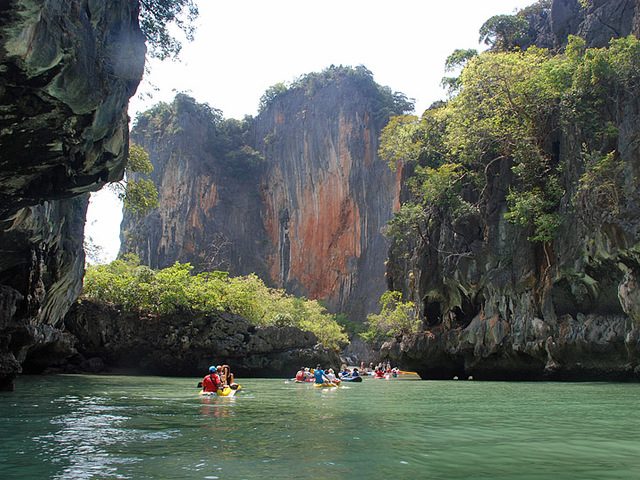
[64,300,340,377]
[384,0,640,381]
[0,0,145,389]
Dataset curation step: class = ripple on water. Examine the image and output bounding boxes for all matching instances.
[2,376,640,480]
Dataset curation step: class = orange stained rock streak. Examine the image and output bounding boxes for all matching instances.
[290,178,362,300]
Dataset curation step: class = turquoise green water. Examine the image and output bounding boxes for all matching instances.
[1,375,639,479]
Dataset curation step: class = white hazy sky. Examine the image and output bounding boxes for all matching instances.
[86,0,535,262]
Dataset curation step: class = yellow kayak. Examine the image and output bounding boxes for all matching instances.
[200,385,242,397]
[313,382,340,388]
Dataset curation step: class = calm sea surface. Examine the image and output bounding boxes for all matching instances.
[0,375,638,479]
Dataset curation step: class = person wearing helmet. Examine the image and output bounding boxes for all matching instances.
[202,365,222,392]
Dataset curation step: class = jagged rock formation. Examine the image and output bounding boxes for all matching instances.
[122,68,408,320]
[123,96,270,279]
[64,300,340,377]
[384,0,640,380]
[524,0,640,49]
[0,0,145,390]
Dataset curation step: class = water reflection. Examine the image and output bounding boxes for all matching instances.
[34,395,139,479]
[199,396,235,419]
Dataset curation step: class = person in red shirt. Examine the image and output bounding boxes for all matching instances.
[202,366,222,392]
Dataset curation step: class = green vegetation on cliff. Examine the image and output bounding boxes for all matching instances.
[139,0,199,59]
[134,94,264,178]
[362,291,419,342]
[258,65,414,123]
[381,35,640,249]
[83,255,348,350]
[112,144,159,216]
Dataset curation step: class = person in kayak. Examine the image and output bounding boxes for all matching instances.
[202,366,222,392]
[314,365,332,385]
[325,368,341,385]
[219,364,237,388]
[295,367,305,382]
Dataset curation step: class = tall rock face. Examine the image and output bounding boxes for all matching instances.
[0,0,145,390]
[123,96,269,278]
[123,69,408,321]
[385,0,640,380]
[525,0,640,48]
[253,73,403,319]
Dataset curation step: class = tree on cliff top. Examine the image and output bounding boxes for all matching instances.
[139,0,199,59]
[257,65,414,123]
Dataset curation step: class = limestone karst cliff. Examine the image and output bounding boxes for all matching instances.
[122,67,411,321]
[63,299,340,377]
[384,0,640,380]
[0,0,145,389]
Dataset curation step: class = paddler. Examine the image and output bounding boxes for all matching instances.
[202,365,223,393]
[314,365,333,386]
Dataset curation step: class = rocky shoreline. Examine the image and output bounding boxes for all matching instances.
[60,300,340,378]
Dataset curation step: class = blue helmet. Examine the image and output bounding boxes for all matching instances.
[209,366,217,373]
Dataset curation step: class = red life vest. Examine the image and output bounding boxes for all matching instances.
[202,373,221,392]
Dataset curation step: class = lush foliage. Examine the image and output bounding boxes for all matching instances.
[479,14,529,51]
[139,0,199,59]
[361,291,420,342]
[441,49,478,95]
[380,35,640,248]
[83,256,348,350]
[108,143,159,217]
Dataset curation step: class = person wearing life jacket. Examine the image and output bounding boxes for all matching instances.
[374,367,385,378]
[325,368,341,385]
[303,367,313,381]
[202,366,222,392]
[295,367,305,382]
[314,365,332,385]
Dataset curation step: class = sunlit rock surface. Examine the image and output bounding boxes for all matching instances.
[0,0,145,389]
[122,72,404,322]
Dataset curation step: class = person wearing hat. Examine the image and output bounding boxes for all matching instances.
[202,365,222,393]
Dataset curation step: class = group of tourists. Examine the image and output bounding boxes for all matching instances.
[293,363,368,386]
[294,365,340,385]
[359,361,399,378]
[201,364,237,393]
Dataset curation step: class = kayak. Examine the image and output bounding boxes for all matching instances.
[200,385,242,397]
[313,382,340,388]
[292,378,314,383]
[339,376,362,382]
